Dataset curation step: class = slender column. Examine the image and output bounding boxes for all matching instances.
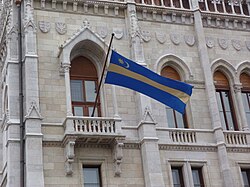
[239,1,243,14]
[230,0,236,13]
[62,64,73,116]
[213,0,218,12]
[247,0,250,15]
[234,84,249,130]
[191,0,235,186]
[204,0,209,11]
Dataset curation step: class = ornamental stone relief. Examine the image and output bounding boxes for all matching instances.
[155,32,167,44]
[141,30,151,42]
[113,28,123,40]
[97,26,108,39]
[218,38,228,50]
[55,22,67,35]
[170,33,181,45]
[232,40,241,51]
[38,21,50,33]
[206,37,214,48]
[184,35,195,46]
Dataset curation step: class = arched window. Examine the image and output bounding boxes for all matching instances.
[240,73,250,128]
[161,66,188,128]
[70,56,101,116]
[214,71,238,130]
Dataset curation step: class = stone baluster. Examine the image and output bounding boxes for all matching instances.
[222,0,226,12]
[230,0,236,13]
[239,0,243,14]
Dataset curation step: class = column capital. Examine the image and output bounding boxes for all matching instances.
[233,83,243,93]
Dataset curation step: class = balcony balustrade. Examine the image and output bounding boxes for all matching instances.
[63,116,124,144]
[224,131,250,145]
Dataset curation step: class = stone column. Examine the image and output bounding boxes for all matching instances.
[22,0,45,186]
[126,2,165,186]
[234,84,249,130]
[191,0,235,186]
[62,64,73,117]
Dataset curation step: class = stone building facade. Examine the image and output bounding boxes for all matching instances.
[0,0,250,186]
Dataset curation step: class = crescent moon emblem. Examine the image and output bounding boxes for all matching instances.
[124,61,130,68]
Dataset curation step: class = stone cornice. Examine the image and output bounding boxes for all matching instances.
[159,144,218,152]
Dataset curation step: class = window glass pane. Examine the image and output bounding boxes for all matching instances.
[219,111,227,130]
[71,80,84,102]
[242,93,250,111]
[226,112,234,130]
[246,112,250,129]
[172,169,181,184]
[83,167,100,187]
[166,107,175,128]
[88,107,98,117]
[74,106,83,116]
[241,170,250,186]
[176,111,184,128]
[216,92,223,111]
[192,169,202,187]
[222,91,231,111]
[85,81,96,102]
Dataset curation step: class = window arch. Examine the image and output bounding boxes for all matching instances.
[161,66,188,128]
[240,73,250,128]
[214,71,238,130]
[70,56,101,117]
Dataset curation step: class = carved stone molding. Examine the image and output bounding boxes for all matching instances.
[63,136,77,176]
[233,83,243,93]
[227,147,250,153]
[123,143,141,149]
[112,138,125,177]
[43,141,62,147]
[113,28,123,40]
[55,22,67,35]
[25,101,43,120]
[38,21,50,33]
[206,37,214,48]
[232,39,241,51]
[218,38,228,50]
[184,35,195,46]
[170,33,181,45]
[159,144,217,152]
[155,32,167,44]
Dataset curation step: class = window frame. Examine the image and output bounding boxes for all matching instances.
[241,168,250,187]
[171,166,185,187]
[191,167,205,187]
[70,56,101,117]
[161,66,189,128]
[82,165,102,187]
[215,88,238,130]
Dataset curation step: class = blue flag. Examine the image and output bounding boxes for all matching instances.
[105,50,193,114]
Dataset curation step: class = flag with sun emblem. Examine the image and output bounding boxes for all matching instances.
[105,50,193,114]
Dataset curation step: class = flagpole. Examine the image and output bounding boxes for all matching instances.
[91,33,115,117]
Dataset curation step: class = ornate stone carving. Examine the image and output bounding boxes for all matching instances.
[232,40,241,51]
[233,83,242,93]
[97,26,108,38]
[63,137,76,176]
[112,138,124,177]
[184,35,195,46]
[141,30,151,42]
[55,22,67,35]
[170,33,181,45]
[245,41,250,51]
[38,21,50,33]
[25,101,43,119]
[83,19,90,28]
[113,28,123,40]
[218,38,228,50]
[206,37,214,48]
[155,32,167,44]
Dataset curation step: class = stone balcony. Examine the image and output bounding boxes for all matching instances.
[63,116,125,144]
[62,116,125,176]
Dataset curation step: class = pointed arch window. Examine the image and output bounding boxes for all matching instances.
[214,71,238,130]
[240,73,250,128]
[70,56,101,117]
[161,66,188,128]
